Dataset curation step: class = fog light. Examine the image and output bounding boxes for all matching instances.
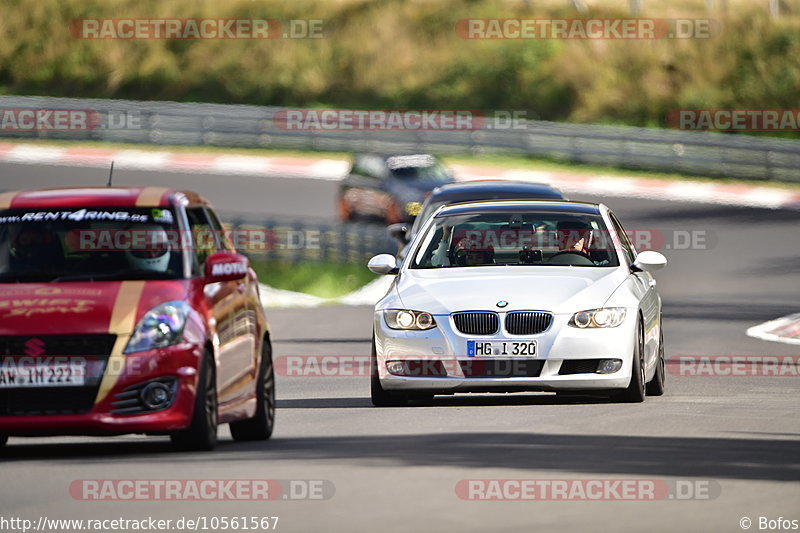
[386,361,406,376]
[140,382,172,410]
[597,359,623,374]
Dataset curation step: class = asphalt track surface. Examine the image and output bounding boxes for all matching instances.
[1,161,799,533]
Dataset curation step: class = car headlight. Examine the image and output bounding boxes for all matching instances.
[569,307,627,328]
[124,301,191,353]
[384,309,437,330]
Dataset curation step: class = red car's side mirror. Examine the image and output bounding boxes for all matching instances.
[205,252,249,282]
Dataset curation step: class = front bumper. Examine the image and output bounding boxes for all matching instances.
[373,310,636,393]
[0,343,203,436]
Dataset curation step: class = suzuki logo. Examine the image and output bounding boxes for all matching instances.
[24,337,46,356]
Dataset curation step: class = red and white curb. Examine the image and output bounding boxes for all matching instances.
[747,314,800,346]
[2,142,800,210]
[451,165,800,211]
[0,143,347,181]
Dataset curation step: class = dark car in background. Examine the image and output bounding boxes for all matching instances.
[388,180,567,254]
[338,153,454,224]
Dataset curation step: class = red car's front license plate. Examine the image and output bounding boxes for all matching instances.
[0,360,87,388]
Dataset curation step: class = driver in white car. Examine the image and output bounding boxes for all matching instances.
[556,219,593,255]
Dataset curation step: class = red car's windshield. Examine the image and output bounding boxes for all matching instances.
[0,207,185,282]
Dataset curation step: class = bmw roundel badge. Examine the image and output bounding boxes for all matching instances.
[496,300,508,308]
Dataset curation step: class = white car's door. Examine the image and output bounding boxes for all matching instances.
[608,212,661,367]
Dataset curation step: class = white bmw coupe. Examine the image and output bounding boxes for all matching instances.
[368,200,667,406]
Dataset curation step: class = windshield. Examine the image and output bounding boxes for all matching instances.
[410,211,620,268]
[0,207,185,282]
[387,155,450,183]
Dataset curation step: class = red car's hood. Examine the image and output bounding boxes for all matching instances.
[0,280,194,336]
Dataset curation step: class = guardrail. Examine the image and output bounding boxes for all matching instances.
[1,95,799,183]
[224,218,398,264]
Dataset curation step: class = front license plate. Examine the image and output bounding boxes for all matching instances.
[0,361,86,388]
[467,340,537,357]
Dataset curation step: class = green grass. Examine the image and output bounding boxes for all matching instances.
[248,259,377,299]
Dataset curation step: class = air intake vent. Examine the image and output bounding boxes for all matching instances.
[505,312,553,335]
[452,312,499,335]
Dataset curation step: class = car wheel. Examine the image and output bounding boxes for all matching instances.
[338,194,353,222]
[230,339,276,441]
[646,320,666,396]
[370,338,409,407]
[616,318,646,403]
[171,350,218,451]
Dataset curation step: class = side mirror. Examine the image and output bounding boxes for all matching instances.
[387,223,410,245]
[205,252,249,282]
[632,250,667,273]
[368,254,399,275]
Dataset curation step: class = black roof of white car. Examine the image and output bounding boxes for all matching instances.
[435,200,602,217]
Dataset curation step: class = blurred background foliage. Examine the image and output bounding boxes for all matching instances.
[0,0,798,130]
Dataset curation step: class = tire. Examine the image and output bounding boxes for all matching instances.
[171,350,218,451]
[370,339,408,407]
[646,319,666,396]
[230,339,276,441]
[615,318,646,403]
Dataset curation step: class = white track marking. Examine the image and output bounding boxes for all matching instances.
[747,314,800,346]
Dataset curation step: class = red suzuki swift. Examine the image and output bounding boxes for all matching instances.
[0,186,274,451]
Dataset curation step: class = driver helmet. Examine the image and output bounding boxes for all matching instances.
[124,224,172,272]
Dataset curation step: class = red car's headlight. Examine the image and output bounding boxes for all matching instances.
[124,301,191,353]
